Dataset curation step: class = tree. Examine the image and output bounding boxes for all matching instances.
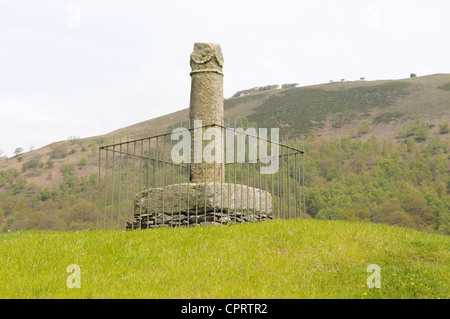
[281,83,298,89]
[401,193,434,228]
[68,136,80,145]
[90,144,97,157]
[67,199,97,227]
[376,210,416,228]
[60,163,75,175]
[358,120,371,135]
[60,164,77,192]
[21,155,41,172]
[78,157,87,169]
[396,127,406,139]
[14,147,23,157]
[36,187,52,202]
[239,116,249,130]
[12,177,27,195]
[337,203,371,222]
[19,210,47,230]
[308,130,317,140]
[378,198,402,214]
[46,159,54,168]
[49,144,68,159]
[378,158,400,179]
[410,73,417,78]
[415,123,429,140]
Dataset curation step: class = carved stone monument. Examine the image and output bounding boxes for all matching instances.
[189,42,224,183]
[128,43,273,229]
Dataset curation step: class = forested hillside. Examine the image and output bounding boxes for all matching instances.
[303,132,449,234]
[1,130,448,234]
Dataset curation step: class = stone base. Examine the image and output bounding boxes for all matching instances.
[127,182,273,229]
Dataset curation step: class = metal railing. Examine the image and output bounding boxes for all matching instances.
[97,121,305,230]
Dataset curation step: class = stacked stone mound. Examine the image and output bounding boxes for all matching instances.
[126,210,273,229]
[126,182,273,230]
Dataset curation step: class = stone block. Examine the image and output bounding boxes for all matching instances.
[134,182,272,216]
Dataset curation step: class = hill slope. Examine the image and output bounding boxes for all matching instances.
[1,219,448,298]
[1,74,449,189]
[103,73,450,141]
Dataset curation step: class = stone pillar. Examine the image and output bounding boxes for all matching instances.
[189,43,224,183]
[129,42,274,230]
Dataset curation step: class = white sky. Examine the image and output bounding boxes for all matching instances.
[0,0,449,157]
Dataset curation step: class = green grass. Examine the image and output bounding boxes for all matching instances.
[1,219,448,299]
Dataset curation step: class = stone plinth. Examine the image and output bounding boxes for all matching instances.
[128,182,273,229]
[134,182,272,215]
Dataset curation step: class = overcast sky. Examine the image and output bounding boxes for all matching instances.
[0,0,449,157]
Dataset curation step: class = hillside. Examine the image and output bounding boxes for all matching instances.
[1,74,449,189]
[1,219,448,298]
[108,73,450,140]
[0,74,449,233]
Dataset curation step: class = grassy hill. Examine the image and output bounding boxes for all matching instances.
[1,219,448,299]
[1,72,448,299]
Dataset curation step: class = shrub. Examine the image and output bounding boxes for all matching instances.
[22,158,41,172]
[358,120,371,135]
[415,123,429,140]
[78,158,87,169]
[67,199,97,225]
[49,144,68,159]
[438,122,449,134]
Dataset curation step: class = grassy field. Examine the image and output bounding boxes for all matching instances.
[0,219,448,299]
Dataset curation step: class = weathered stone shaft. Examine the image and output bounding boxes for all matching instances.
[189,43,224,183]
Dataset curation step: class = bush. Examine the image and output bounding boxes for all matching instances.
[358,120,371,135]
[14,148,23,156]
[21,156,41,172]
[67,199,98,225]
[281,83,298,89]
[415,123,429,140]
[376,210,416,228]
[46,159,54,168]
[49,144,68,159]
[59,163,75,175]
[437,82,450,91]
[35,188,51,202]
[438,122,449,134]
[78,158,87,169]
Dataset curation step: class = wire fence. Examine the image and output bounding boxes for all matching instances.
[97,121,305,230]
